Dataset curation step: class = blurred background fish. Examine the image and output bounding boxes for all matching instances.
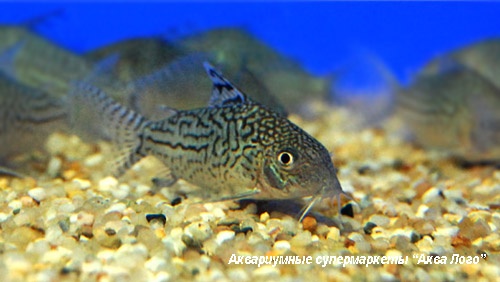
[84,37,185,83]
[420,39,500,90]
[0,24,127,107]
[0,2,500,168]
[175,28,331,115]
[82,28,330,116]
[0,72,67,164]
[396,55,500,162]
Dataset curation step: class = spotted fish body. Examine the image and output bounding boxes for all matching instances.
[71,63,345,219]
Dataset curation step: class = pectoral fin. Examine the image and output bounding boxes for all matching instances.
[152,167,178,188]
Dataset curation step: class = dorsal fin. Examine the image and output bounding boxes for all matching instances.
[203,62,248,107]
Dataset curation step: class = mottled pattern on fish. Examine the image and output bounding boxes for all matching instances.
[0,72,67,160]
[70,63,345,219]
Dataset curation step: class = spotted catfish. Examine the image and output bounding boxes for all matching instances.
[70,63,346,221]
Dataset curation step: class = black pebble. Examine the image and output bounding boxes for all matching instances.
[340,203,354,217]
[171,197,182,206]
[363,222,377,235]
[233,225,253,234]
[410,231,421,243]
[357,165,371,175]
[146,214,167,225]
[105,228,116,236]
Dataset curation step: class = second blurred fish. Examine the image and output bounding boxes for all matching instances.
[84,36,288,116]
[396,66,500,162]
[0,25,123,102]
[84,37,185,82]
[0,72,67,162]
[176,28,331,114]
[421,39,500,90]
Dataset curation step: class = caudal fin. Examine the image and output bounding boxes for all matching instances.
[68,82,150,175]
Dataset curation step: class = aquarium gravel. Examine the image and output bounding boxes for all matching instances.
[0,102,499,282]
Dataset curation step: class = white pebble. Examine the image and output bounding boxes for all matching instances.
[416,204,429,218]
[102,265,130,280]
[115,243,149,268]
[252,265,280,278]
[99,176,119,192]
[81,260,103,275]
[227,268,249,282]
[415,235,434,253]
[45,225,63,243]
[135,184,152,196]
[422,187,442,204]
[273,240,291,250]
[28,187,47,202]
[4,253,32,273]
[368,214,391,228]
[290,231,312,247]
[84,153,104,167]
[327,227,341,241]
[154,272,172,282]
[200,212,216,222]
[385,249,403,258]
[260,212,270,222]
[111,184,130,200]
[349,233,371,253]
[26,240,50,255]
[8,200,22,211]
[105,203,127,214]
[433,226,459,238]
[145,256,167,272]
[185,221,213,242]
[6,191,17,202]
[162,227,186,256]
[216,230,235,245]
[34,270,57,282]
[0,212,11,223]
[13,212,31,226]
[58,202,76,213]
[46,157,62,177]
[74,212,95,226]
[72,178,91,190]
[97,250,116,263]
[41,247,73,264]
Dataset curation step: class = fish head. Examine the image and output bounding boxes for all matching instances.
[257,118,343,200]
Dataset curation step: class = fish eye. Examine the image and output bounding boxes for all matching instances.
[278,151,294,166]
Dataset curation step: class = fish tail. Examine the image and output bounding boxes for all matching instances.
[69,81,149,175]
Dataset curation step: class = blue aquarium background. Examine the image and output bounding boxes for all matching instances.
[1,2,499,86]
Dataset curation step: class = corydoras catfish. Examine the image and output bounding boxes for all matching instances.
[84,37,185,83]
[420,39,500,90]
[85,36,288,116]
[0,25,124,103]
[70,63,347,221]
[0,72,67,162]
[396,67,500,162]
[177,28,331,114]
